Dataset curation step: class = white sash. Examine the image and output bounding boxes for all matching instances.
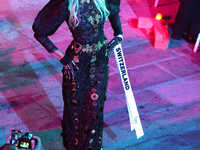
[113,43,144,139]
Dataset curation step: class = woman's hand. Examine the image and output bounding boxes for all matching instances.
[64,62,75,81]
[107,34,123,58]
[54,49,79,70]
[107,34,123,50]
[63,60,79,81]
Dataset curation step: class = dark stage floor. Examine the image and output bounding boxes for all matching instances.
[1,0,200,149]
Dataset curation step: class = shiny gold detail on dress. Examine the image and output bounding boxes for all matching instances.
[90,93,98,101]
[91,53,96,62]
[98,137,102,143]
[89,139,93,143]
[72,100,77,104]
[90,67,96,74]
[92,102,97,106]
[91,88,97,93]
[74,118,79,124]
[90,74,95,78]
[75,138,78,145]
[91,130,95,134]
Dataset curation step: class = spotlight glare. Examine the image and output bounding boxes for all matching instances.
[155,13,162,20]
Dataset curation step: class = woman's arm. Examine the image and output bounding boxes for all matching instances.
[108,14,122,36]
[106,0,123,57]
[32,0,69,54]
[54,49,65,59]
[107,0,123,36]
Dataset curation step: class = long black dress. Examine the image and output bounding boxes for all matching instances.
[32,0,122,149]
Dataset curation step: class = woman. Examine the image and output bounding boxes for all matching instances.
[32,0,123,149]
[171,0,200,40]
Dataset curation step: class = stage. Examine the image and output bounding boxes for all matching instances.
[0,0,200,149]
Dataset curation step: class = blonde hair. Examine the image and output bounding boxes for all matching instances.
[68,0,110,28]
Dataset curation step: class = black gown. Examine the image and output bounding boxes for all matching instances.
[32,0,122,149]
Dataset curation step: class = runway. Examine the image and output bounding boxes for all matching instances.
[0,0,200,149]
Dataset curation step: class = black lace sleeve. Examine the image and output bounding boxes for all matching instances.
[32,0,70,53]
[106,0,122,36]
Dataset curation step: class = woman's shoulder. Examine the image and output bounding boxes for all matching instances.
[33,0,70,36]
[106,0,121,15]
[41,0,69,13]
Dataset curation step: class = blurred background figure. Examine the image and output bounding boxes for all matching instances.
[171,0,200,41]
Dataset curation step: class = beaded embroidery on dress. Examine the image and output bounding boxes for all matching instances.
[62,0,108,149]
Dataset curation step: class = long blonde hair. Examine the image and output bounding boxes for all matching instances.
[68,0,110,28]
